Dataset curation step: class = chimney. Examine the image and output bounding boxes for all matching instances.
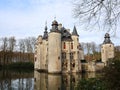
[58,23,62,30]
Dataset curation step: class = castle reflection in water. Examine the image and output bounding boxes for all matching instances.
[34,71,96,90]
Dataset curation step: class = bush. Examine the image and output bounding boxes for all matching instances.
[76,58,120,90]
[0,64,2,70]
[76,78,106,90]
[103,58,120,90]
[8,62,34,70]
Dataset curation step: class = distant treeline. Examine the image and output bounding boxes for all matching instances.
[0,36,120,66]
[0,36,36,66]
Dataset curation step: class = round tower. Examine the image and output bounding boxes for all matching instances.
[71,26,79,72]
[101,33,114,65]
[41,23,48,71]
[48,20,62,73]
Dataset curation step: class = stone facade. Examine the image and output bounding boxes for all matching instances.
[34,20,84,73]
[101,33,114,65]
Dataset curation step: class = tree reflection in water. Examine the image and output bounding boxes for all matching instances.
[0,70,34,90]
[34,71,97,90]
[0,70,97,90]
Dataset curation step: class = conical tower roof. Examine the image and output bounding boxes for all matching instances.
[42,23,48,40]
[72,26,79,36]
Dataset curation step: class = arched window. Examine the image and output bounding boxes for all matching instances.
[63,42,66,49]
[71,43,73,49]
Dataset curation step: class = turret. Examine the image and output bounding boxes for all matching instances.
[48,20,62,73]
[40,23,48,71]
[71,26,80,72]
[103,33,112,44]
[50,20,60,32]
[101,33,114,65]
[42,22,48,40]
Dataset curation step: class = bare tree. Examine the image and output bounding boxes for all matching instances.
[25,38,33,53]
[8,37,16,63]
[24,37,36,53]
[18,37,36,62]
[24,37,36,62]
[86,42,91,55]
[80,42,86,50]
[1,37,8,52]
[0,37,8,65]
[73,0,120,33]
[8,37,16,52]
[30,37,36,53]
[18,39,26,62]
[18,39,25,53]
[91,42,96,54]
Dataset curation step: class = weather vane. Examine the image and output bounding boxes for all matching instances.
[54,15,56,20]
[45,20,47,26]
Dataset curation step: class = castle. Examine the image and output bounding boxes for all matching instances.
[34,20,84,73]
[34,19,114,73]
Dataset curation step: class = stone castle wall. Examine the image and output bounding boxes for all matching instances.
[101,43,114,65]
[48,32,62,73]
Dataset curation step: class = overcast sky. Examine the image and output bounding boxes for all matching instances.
[0,0,120,45]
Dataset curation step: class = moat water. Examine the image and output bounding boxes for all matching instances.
[0,70,100,90]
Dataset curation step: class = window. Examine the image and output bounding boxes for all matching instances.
[62,52,66,59]
[73,63,75,67]
[70,53,74,59]
[34,78,36,82]
[58,56,60,60]
[63,42,66,49]
[34,57,37,62]
[77,38,78,41]
[71,43,73,49]
[40,42,42,44]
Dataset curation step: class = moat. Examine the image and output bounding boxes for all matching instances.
[0,70,101,90]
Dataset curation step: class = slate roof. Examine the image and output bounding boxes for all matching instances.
[103,33,112,44]
[61,27,72,41]
[42,26,48,40]
[72,26,79,36]
[50,20,60,32]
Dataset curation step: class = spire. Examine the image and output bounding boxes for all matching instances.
[103,33,112,44]
[45,21,47,30]
[43,21,48,40]
[72,26,79,36]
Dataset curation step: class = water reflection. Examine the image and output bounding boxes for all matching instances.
[0,70,98,90]
[0,70,34,90]
[34,71,97,90]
